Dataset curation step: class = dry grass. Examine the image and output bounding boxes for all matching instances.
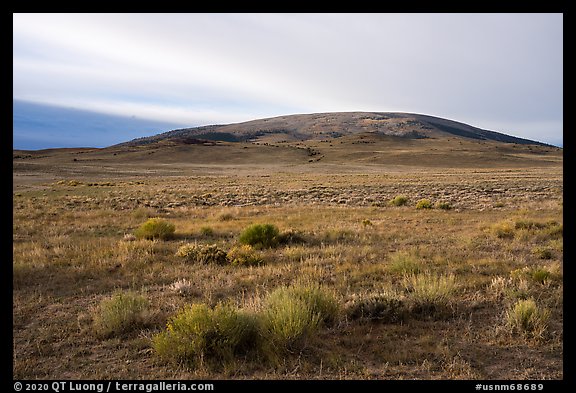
[12,153,563,380]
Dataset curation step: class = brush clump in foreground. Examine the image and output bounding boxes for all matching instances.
[152,283,338,367]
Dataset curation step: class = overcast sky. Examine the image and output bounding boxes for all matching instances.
[13,13,563,146]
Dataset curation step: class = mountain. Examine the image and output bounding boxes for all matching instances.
[14,111,562,170]
[116,112,551,147]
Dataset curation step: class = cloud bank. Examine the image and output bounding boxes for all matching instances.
[13,13,563,147]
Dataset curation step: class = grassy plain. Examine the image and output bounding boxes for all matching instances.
[13,141,563,380]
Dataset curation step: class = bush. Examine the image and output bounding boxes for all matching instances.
[402,272,457,314]
[389,195,409,206]
[176,243,228,265]
[153,302,259,367]
[239,224,280,249]
[227,245,265,267]
[93,291,150,338]
[259,283,339,352]
[346,291,405,322]
[415,199,433,209]
[506,298,549,340]
[134,218,175,240]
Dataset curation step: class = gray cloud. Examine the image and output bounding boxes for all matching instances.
[13,13,563,145]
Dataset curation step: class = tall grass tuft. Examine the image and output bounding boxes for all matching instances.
[387,250,421,274]
[506,298,550,340]
[259,282,339,353]
[402,272,457,314]
[93,291,150,338]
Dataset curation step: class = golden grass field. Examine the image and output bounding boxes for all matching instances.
[13,138,563,380]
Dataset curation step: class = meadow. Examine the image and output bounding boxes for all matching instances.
[13,161,563,380]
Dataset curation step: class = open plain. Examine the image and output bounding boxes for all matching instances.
[13,118,563,380]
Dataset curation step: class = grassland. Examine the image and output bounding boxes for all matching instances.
[12,142,563,380]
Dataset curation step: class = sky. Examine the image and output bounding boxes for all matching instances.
[13,13,563,148]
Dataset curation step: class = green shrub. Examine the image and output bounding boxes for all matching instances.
[134,218,175,240]
[259,283,339,352]
[389,195,409,206]
[239,224,280,249]
[506,298,550,340]
[176,243,228,265]
[227,245,265,267]
[415,199,433,209]
[93,291,150,338]
[153,302,259,367]
[402,272,457,314]
[346,291,405,322]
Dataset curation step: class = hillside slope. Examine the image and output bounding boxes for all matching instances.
[117,112,552,147]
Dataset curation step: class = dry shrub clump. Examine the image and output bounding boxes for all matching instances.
[153,302,259,368]
[176,243,228,265]
[227,245,265,267]
[345,291,405,323]
[153,282,340,367]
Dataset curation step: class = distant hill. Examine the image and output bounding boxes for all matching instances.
[14,111,562,170]
[117,112,552,147]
